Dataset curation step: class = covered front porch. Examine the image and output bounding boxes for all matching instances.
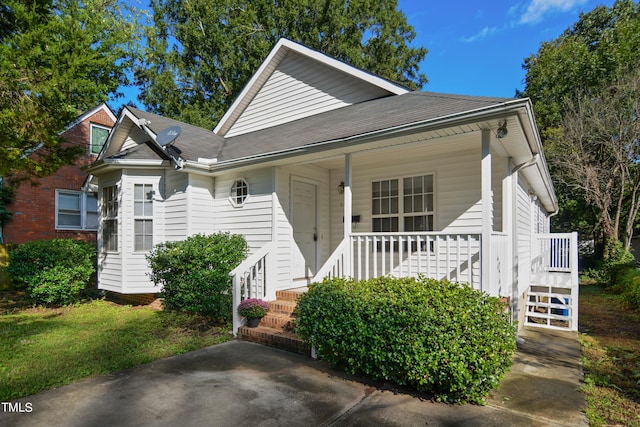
[230,125,579,336]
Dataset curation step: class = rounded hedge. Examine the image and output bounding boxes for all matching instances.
[295,276,516,404]
[7,239,96,306]
[147,233,248,320]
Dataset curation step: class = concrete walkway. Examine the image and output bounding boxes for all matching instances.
[1,327,587,427]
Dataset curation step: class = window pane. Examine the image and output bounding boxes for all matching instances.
[390,179,398,195]
[426,194,433,212]
[414,195,423,212]
[390,196,398,214]
[391,217,398,231]
[381,199,389,214]
[403,177,412,193]
[425,175,433,192]
[91,126,109,154]
[134,201,144,216]
[59,213,81,226]
[381,180,389,197]
[413,176,423,193]
[59,193,80,210]
[372,181,380,198]
[86,212,98,229]
[86,194,98,212]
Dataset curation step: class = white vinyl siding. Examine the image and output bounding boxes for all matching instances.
[226,52,390,137]
[214,168,275,252]
[186,174,215,236]
[164,170,188,241]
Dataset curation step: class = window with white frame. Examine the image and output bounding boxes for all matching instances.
[102,185,118,252]
[230,178,248,207]
[372,174,434,233]
[90,124,110,155]
[56,190,99,230]
[134,184,153,251]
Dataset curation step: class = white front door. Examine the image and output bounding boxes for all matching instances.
[292,179,317,279]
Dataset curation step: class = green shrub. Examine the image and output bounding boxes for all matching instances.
[600,240,635,287]
[7,239,96,305]
[295,276,516,404]
[614,268,640,310]
[147,233,248,320]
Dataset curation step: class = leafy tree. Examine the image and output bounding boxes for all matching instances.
[520,0,640,254]
[136,0,428,129]
[553,69,640,250]
[0,0,141,181]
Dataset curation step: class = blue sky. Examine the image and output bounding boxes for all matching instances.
[400,0,616,97]
[118,0,616,108]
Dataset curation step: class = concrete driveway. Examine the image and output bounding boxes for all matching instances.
[1,328,587,427]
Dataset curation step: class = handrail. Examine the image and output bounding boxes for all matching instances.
[312,238,350,283]
[231,241,276,336]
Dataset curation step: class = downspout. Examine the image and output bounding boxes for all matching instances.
[511,154,539,174]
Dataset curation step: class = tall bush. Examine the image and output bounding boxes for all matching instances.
[147,233,247,320]
[7,239,96,305]
[295,276,516,404]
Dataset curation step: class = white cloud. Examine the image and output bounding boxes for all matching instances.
[462,26,500,43]
[519,0,588,24]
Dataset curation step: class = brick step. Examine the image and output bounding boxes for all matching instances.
[260,312,296,330]
[238,326,310,356]
[269,299,298,316]
[275,289,305,302]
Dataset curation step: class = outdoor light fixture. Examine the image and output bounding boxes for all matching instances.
[338,181,345,194]
[496,121,508,139]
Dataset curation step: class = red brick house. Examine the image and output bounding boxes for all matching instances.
[1,104,116,244]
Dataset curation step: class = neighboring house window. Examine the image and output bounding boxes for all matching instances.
[134,184,153,251]
[230,178,248,207]
[90,124,110,155]
[102,186,118,252]
[372,174,434,232]
[55,190,99,230]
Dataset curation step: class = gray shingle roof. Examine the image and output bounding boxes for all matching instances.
[126,107,226,161]
[219,91,511,162]
[114,92,512,164]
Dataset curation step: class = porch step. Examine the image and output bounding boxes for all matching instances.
[269,299,298,315]
[237,326,310,355]
[238,289,309,355]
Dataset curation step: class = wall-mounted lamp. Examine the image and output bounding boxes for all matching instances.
[338,181,345,195]
[496,121,508,139]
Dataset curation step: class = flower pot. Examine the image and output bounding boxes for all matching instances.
[246,317,261,328]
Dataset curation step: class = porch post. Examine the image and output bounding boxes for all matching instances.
[344,153,353,275]
[481,129,493,294]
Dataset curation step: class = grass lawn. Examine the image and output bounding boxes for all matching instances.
[0,292,232,401]
[579,284,640,427]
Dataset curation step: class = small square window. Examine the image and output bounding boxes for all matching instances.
[230,179,249,207]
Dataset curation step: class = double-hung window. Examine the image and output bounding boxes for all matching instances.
[102,186,118,252]
[372,174,434,249]
[134,184,153,251]
[56,190,99,230]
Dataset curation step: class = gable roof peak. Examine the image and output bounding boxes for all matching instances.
[214,38,410,137]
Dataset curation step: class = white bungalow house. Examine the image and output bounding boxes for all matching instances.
[87,39,578,335]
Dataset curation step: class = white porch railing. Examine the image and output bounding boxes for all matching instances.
[231,241,276,336]
[313,233,484,289]
[526,232,579,331]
